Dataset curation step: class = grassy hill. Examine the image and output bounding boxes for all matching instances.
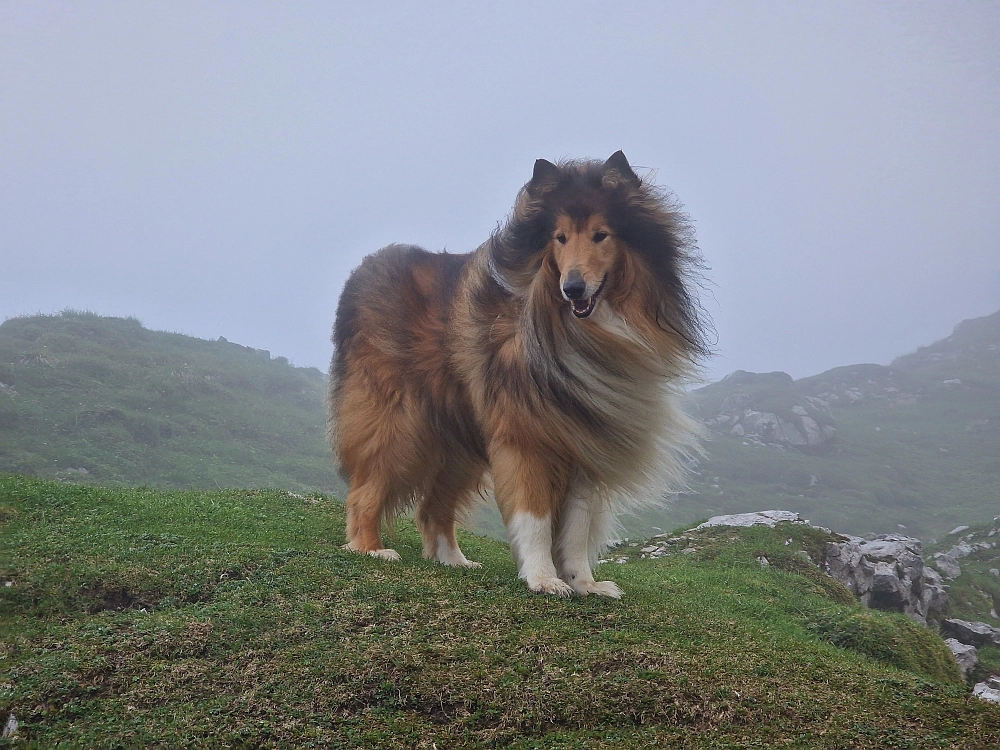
[3,308,999,545]
[629,310,1000,541]
[0,311,344,496]
[3,473,999,748]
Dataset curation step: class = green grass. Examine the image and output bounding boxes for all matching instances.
[3,474,998,748]
[0,311,345,497]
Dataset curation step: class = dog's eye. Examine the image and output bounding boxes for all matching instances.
[556,234,567,244]
[593,231,608,243]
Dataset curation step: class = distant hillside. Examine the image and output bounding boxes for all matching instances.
[4,309,999,543]
[630,310,1000,540]
[0,311,344,495]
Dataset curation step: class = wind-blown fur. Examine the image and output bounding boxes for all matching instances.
[329,151,708,597]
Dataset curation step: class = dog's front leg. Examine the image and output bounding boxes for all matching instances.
[491,443,574,597]
[555,485,623,598]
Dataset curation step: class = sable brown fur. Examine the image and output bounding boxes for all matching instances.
[329,151,708,595]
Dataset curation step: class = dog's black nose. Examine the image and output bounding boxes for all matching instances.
[562,272,587,300]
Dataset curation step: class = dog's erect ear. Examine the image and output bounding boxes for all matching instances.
[603,150,639,184]
[528,158,561,194]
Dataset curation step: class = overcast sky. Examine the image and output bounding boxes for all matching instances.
[2,1,998,382]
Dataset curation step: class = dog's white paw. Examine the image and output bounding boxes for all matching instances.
[572,579,624,599]
[369,548,402,561]
[433,552,482,568]
[430,540,482,568]
[527,575,575,597]
[342,543,401,562]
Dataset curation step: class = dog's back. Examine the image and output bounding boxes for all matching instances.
[329,243,487,565]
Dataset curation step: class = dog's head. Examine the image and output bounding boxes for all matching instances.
[548,212,616,319]
[489,151,708,358]
[516,151,639,320]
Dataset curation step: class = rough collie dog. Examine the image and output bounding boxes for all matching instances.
[329,151,707,597]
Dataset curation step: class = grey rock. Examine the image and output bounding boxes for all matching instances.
[949,525,970,535]
[826,534,946,625]
[932,552,962,580]
[990,568,999,577]
[696,510,804,530]
[973,683,1000,704]
[947,543,975,559]
[921,567,948,614]
[2,714,16,739]
[945,639,978,680]
[719,392,753,413]
[942,618,1000,647]
[803,395,833,416]
[742,410,779,438]
[800,416,824,446]
[775,417,807,446]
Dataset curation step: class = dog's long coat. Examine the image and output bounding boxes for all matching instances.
[329,152,706,597]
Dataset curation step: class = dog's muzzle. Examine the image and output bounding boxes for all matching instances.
[563,273,607,319]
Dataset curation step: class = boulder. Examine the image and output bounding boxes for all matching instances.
[973,682,1000,705]
[945,639,978,680]
[696,510,805,530]
[932,552,962,580]
[825,534,946,625]
[942,618,1000,647]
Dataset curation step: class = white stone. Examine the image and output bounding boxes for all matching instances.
[945,639,978,680]
[973,683,1000,704]
[696,510,803,530]
[933,553,962,580]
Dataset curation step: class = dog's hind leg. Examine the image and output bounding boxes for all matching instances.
[344,476,401,561]
[555,484,623,598]
[416,461,483,568]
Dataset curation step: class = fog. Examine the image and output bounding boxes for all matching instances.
[2,2,998,382]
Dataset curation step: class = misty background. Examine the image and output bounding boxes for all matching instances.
[2,2,998,383]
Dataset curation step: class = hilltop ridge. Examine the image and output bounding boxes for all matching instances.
[0,311,343,495]
[626,310,1000,540]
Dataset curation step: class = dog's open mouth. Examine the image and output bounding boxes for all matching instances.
[570,275,607,319]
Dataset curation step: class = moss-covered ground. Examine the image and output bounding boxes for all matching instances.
[3,474,999,748]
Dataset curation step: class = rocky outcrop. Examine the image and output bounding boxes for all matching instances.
[946,639,978,680]
[942,618,1000,648]
[701,372,837,450]
[931,531,1000,580]
[683,512,948,626]
[640,509,1000,699]
[825,534,947,625]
